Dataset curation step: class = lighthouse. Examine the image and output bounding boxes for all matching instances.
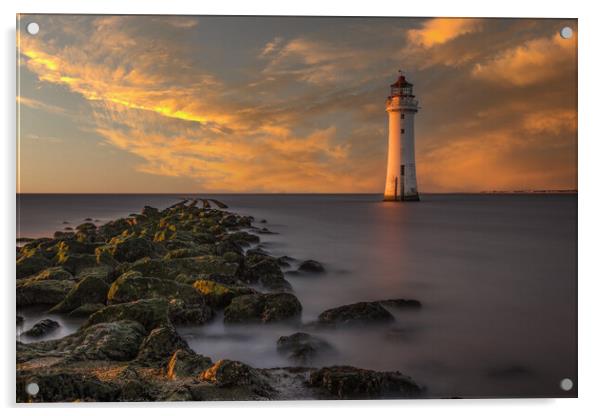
[383,72,420,201]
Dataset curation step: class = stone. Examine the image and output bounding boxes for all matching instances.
[55,253,98,276]
[308,366,422,399]
[193,279,256,308]
[243,258,292,291]
[224,293,302,324]
[49,275,109,313]
[298,259,325,273]
[167,298,214,325]
[200,359,273,397]
[16,255,51,279]
[318,301,395,327]
[107,274,206,306]
[22,319,60,337]
[277,332,334,364]
[109,237,155,263]
[16,279,75,307]
[84,298,170,332]
[136,324,191,365]
[68,303,105,317]
[29,266,73,282]
[166,349,213,380]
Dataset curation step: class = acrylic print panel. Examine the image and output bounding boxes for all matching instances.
[16,14,577,402]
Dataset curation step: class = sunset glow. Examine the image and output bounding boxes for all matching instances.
[17,15,577,193]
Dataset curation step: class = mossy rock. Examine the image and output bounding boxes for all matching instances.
[135,324,191,365]
[49,275,109,313]
[107,274,205,306]
[28,266,73,282]
[16,255,52,279]
[243,258,291,291]
[84,298,170,332]
[16,279,75,307]
[68,302,105,317]
[192,279,256,308]
[167,349,213,380]
[55,253,98,275]
[317,301,395,327]
[224,293,302,324]
[108,236,155,263]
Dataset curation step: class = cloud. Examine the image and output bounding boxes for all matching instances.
[407,18,482,48]
[471,33,577,86]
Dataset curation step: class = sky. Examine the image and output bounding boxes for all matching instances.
[17,15,577,193]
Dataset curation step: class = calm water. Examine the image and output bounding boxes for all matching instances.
[16,193,578,398]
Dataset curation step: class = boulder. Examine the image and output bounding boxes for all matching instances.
[49,275,109,313]
[243,258,292,291]
[317,301,395,327]
[22,319,60,338]
[16,255,51,279]
[308,366,422,399]
[200,359,273,397]
[16,371,120,402]
[109,237,155,263]
[277,332,334,364]
[55,253,98,275]
[84,298,170,332]
[167,349,213,380]
[16,279,75,307]
[167,298,214,325]
[136,324,191,365]
[193,279,256,308]
[298,260,325,273]
[68,302,105,317]
[224,293,302,324]
[107,274,206,306]
[29,266,73,282]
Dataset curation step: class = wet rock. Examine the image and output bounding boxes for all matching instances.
[219,214,239,227]
[49,275,109,313]
[141,205,160,218]
[84,298,170,332]
[109,236,155,263]
[224,293,302,324]
[16,255,51,279]
[318,301,394,327]
[193,279,256,308]
[22,319,60,338]
[223,231,260,246]
[17,371,120,402]
[243,257,292,291]
[167,349,213,380]
[56,253,98,276]
[298,260,325,273]
[136,324,190,365]
[16,279,75,307]
[308,366,422,399]
[277,332,334,364]
[107,273,206,306]
[77,265,115,284]
[29,266,74,282]
[167,298,214,325]
[200,359,274,397]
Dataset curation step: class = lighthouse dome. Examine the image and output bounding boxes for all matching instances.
[390,73,414,97]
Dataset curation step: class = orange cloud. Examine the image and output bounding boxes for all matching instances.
[472,33,577,86]
[407,18,482,48]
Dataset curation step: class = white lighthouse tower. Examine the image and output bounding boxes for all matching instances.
[383,71,420,201]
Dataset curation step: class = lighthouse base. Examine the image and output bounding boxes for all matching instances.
[382,194,420,202]
[383,195,400,202]
[402,193,420,202]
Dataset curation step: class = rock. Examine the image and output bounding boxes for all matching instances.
[29,266,74,282]
[219,214,239,227]
[56,253,98,275]
[167,298,214,325]
[16,279,75,307]
[379,299,422,309]
[49,275,109,313]
[109,237,155,263]
[141,205,160,218]
[17,371,120,402]
[77,265,115,284]
[193,279,256,308]
[16,255,51,279]
[277,332,334,364]
[107,274,206,306]
[22,319,60,337]
[224,293,302,324]
[223,231,260,246]
[318,301,394,327]
[308,366,422,399]
[167,349,213,380]
[136,324,190,365]
[200,359,273,396]
[68,302,105,317]
[298,260,325,273]
[84,298,170,332]
[243,258,292,291]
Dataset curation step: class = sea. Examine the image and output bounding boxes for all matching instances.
[16,193,578,398]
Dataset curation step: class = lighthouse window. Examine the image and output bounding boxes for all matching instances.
[401,129,405,134]
[401,114,405,119]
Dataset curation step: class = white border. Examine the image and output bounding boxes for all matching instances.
[3,1,601,415]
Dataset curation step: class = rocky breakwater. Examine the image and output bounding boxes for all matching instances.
[16,199,423,402]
